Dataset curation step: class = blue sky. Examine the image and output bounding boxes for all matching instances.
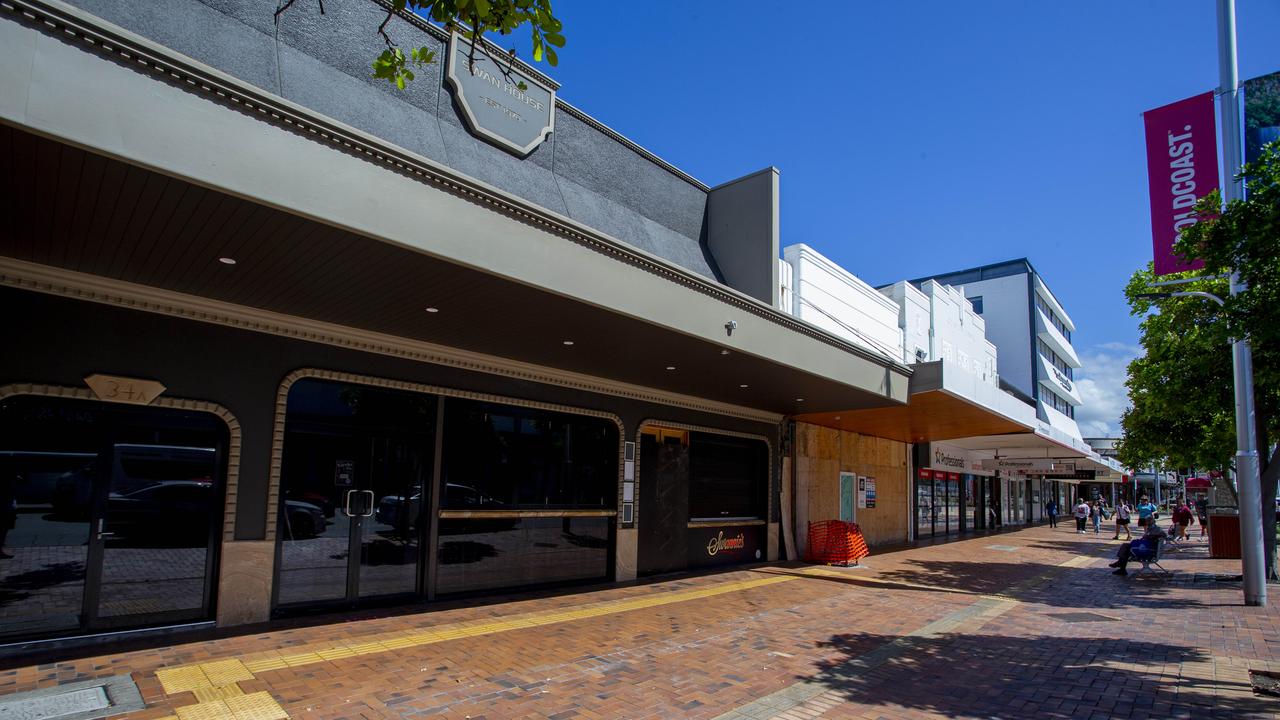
[495,1,1280,434]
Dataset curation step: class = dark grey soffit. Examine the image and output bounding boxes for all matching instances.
[0,0,909,376]
[0,125,898,416]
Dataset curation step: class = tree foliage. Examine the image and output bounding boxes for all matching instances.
[1117,142,1280,474]
[1117,142,1280,577]
[278,0,565,91]
[1115,269,1237,471]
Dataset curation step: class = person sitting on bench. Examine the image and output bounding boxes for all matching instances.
[1109,521,1168,576]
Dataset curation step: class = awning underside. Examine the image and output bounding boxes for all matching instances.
[0,124,901,416]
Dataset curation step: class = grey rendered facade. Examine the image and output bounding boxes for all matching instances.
[0,0,910,649]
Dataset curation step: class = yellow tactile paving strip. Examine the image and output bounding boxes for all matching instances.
[240,574,795,674]
[149,573,798,719]
[149,549,1116,719]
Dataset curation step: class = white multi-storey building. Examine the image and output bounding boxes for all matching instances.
[910,259,1086,450]
[779,246,1108,537]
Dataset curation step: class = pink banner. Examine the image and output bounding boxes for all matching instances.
[1143,92,1218,276]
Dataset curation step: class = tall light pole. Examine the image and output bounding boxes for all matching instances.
[1217,0,1266,607]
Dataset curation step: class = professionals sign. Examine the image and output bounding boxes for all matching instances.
[1142,92,1218,276]
[925,442,994,477]
[979,458,1057,473]
[1040,470,1097,480]
[446,32,557,156]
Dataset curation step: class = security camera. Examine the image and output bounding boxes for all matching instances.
[725,320,737,336]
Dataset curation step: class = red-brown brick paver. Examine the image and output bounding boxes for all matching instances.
[1,524,1275,719]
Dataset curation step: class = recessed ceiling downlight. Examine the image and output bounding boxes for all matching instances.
[218,257,237,265]
[563,340,575,346]
[666,366,676,371]
[739,384,749,388]
[424,307,439,313]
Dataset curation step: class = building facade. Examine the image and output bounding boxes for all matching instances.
[782,247,1112,540]
[911,259,1087,453]
[0,0,916,650]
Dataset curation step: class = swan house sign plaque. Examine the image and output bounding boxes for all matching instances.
[445,32,557,156]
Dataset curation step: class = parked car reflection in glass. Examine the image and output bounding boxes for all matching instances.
[90,443,220,543]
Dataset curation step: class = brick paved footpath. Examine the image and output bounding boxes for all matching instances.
[0,524,1276,719]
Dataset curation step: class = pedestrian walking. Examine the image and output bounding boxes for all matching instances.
[1073,498,1090,534]
[1045,499,1059,528]
[1113,501,1133,540]
[1089,500,1102,534]
[1171,496,1194,542]
[1195,496,1209,540]
[1136,496,1158,529]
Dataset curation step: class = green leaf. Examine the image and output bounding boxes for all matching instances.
[544,32,564,47]
[545,45,557,65]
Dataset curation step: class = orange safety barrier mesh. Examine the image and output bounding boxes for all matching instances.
[805,520,870,566]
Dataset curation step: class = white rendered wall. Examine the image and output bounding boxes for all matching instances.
[881,281,929,363]
[782,244,903,360]
[777,258,794,314]
[919,280,998,388]
[947,274,1034,399]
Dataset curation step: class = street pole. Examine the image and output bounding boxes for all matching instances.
[1216,0,1266,606]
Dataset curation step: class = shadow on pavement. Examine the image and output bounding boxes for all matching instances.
[806,631,1275,719]
[865,560,1205,610]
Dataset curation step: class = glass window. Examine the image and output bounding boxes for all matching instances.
[916,477,934,537]
[442,400,618,510]
[688,433,767,519]
[435,517,610,595]
[0,395,224,640]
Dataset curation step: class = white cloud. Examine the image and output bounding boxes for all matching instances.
[1074,343,1142,437]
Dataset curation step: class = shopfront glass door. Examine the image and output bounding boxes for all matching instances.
[943,475,960,534]
[916,474,934,538]
[964,476,977,532]
[276,379,435,609]
[95,419,223,625]
[0,396,225,641]
[357,436,427,599]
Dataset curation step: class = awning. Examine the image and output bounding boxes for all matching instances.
[1186,477,1212,489]
[0,126,907,418]
[795,360,1035,442]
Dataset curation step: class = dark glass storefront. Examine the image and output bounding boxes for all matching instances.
[436,399,616,595]
[914,469,966,538]
[274,378,619,612]
[637,426,769,574]
[0,395,226,642]
[275,379,437,607]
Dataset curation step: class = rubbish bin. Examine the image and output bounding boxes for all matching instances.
[1208,511,1241,559]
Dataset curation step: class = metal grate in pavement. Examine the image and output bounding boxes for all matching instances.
[0,674,144,720]
[1250,669,1280,697]
[1045,612,1121,623]
[985,544,1020,552]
